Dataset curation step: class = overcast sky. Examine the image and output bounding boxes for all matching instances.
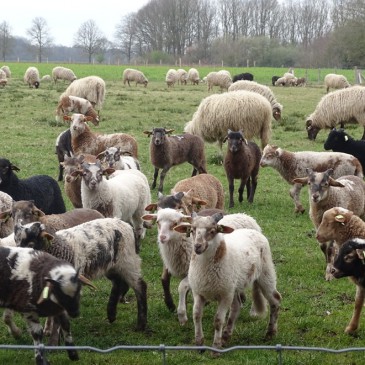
[4,0,151,47]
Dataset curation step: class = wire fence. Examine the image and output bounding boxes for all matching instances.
[2,343,365,364]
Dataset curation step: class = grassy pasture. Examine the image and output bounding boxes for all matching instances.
[0,63,365,364]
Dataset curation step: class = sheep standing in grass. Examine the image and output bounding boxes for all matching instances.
[24,66,40,88]
[143,128,207,193]
[0,69,7,87]
[1,66,11,78]
[122,68,148,87]
[185,90,272,150]
[206,70,232,92]
[306,86,365,140]
[187,68,200,85]
[52,66,77,83]
[176,69,188,85]
[324,73,350,93]
[166,69,178,87]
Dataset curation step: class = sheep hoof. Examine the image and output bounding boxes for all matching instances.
[178,313,188,326]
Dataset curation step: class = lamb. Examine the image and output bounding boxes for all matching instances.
[56,95,100,125]
[293,168,365,279]
[122,68,148,87]
[24,66,40,88]
[232,72,254,82]
[324,128,365,171]
[40,74,52,82]
[205,70,232,92]
[295,77,306,86]
[187,68,200,85]
[0,191,14,238]
[1,65,11,78]
[0,158,66,215]
[184,90,272,150]
[223,130,261,208]
[324,73,350,93]
[306,86,365,140]
[228,80,283,120]
[259,144,364,214]
[55,128,73,181]
[0,246,94,364]
[65,113,138,158]
[60,76,106,108]
[143,127,207,193]
[166,69,178,87]
[176,69,188,85]
[97,147,140,171]
[52,66,77,83]
[71,160,151,253]
[174,213,281,349]
[14,217,148,331]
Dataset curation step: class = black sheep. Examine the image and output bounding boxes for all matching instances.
[0,158,66,214]
[272,75,280,86]
[232,72,254,83]
[55,128,73,181]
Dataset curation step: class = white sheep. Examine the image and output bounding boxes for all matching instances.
[184,90,272,150]
[205,70,232,92]
[228,80,283,120]
[187,68,200,85]
[52,66,77,83]
[1,65,11,78]
[97,147,140,171]
[176,69,188,85]
[40,74,52,82]
[0,191,13,238]
[24,66,40,88]
[122,68,148,87]
[260,144,364,214]
[166,69,178,87]
[324,73,350,93]
[60,75,106,108]
[174,213,281,349]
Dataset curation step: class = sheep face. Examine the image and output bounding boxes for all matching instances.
[14,221,49,249]
[103,147,121,168]
[225,130,247,153]
[306,120,320,140]
[259,145,279,167]
[323,128,349,150]
[79,162,104,191]
[0,158,20,186]
[151,128,174,146]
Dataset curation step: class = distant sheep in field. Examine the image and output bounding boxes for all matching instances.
[228,80,283,120]
[40,74,52,82]
[176,69,188,85]
[306,86,365,140]
[184,90,272,150]
[52,66,77,83]
[232,72,254,82]
[1,66,11,78]
[166,69,178,87]
[295,77,306,86]
[205,70,232,92]
[0,70,7,87]
[187,68,200,85]
[324,73,350,93]
[24,66,40,88]
[122,68,148,87]
[272,76,280,86]
[60,75,106,109]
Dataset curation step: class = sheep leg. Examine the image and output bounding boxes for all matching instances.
[161,268,175,312]
[191,167,198,177]
[58,312,79,361]
[58,163,64,182]
[248,174,258,203]
[106,273,130,323]
[289,183,305,214]
[345,285,365,334]
[158,167,171,193]
[212,297,231,351]
[132,278,148,331]
[151,167,159,190]
[325,241,336,281]
[3,309,22,339]
[228,177,235,208]
[192,294,206,350]
[222,293,241,345]
[177,276,190,325]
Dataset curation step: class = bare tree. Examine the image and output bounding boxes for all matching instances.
[0,21,13,62]
[115,14,138,63]
[26,17,53,63]
[74,20,105,63]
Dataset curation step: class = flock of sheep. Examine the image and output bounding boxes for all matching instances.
[1,63,365,363]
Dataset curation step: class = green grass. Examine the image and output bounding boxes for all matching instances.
[0,63,365,365]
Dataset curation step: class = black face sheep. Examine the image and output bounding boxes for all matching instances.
[0,245,95,365]
[0,158,66,215]
[143,128,207,193]
[232,72,254,82]
[223,130,261,208]
[272,76,280,86]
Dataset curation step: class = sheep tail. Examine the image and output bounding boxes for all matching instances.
[250,281,267,318]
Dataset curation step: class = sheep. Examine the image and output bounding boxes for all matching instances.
[40,74,52,82]
[259,144,364,214]
[165,69,178,87]
[223,130,261,208]
[324,128,365,171]
[232,72,254,82]
[0,246,94,365]
[52,66,77,83]
[1,65,11,78]
[0,78,7,88]
[23,66,40,88]
[14,217,148,331]
[184,90,272,150]
[187,68,200,85]
[60,76,106,109]
[293,168,365,280]
[324,73,350,93]
[56,95,100,126]
[71,160,151,253]
[205,70,232,92]
[143,127,207,193]
[306,86,365,140]
[55,129,73,181]
[272,75,280,86]
[274,76,287,86]
[122,68,148,87]
[0,158,66,215]
[97,147,140,171]
[65,113,138,158]
[0,191,14,238]
[0,69,7,80]
[176,69,188,85]
[295,77,306,86]
[228,80,283,120]
[174,213,281,350]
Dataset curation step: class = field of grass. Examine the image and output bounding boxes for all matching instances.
[1,63,365,365]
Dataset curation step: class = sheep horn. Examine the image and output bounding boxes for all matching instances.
[78,274,97,290]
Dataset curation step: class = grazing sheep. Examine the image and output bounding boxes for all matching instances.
[295,77,306,86]
[0,78,7,88]
[174,213,281,349]
[24,66,40,88]
[0,191,14,238]
[122,68,148,87]
[166,69,178,87]
[56,95,100,125]
[232,72,254,82]
[274,76,287,86]
[272,75,280,86]
[260,144,364,214]
[306,86,365,140]
[185,90,272,150]
[223,130,261,208]
[60,76,106,108]
[97,147,140,170]
[143,128,207,193]
[205,70,232,92]
[187,68,200,85]
[228,80,283,120]
[55,129,73,181]
[1,65,11,78]
[0,158,66,215]
[14,218,148,331]
[52,66,77,83]
[40,74,52,82]
[176,69,188,85]
[324,128,365,171]
[65,113,138,158]
[324,73,350,93]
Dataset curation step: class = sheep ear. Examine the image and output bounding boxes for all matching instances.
[143,130,152,137]
[328,177,345,188]
[222,135,228,143]
[165,129,175,135]
[40,231,54,248]
[355,249,365,261]
[141,214,157,224]
[144,203,158,212]
[191,197,207,207]
[85,116,94,122]
[173,223,191,234]
[10,164,20,172]
[34,207,45,218]
[96,151,106,159]
[217,224,234,234]
[63,115,72,122]
[292,177,308,185]
[334,214,346,224]
[103,168,115,176]
[71,170,83,177]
